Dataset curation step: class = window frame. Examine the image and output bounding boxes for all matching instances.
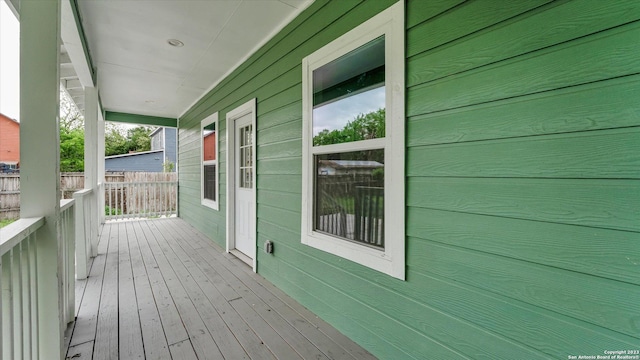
[301,1,405,280]
[201,112,219,211]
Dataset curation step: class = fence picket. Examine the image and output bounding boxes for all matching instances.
[104,178,177,221]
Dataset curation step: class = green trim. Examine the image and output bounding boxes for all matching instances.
[104,111,177,127]
[70,0,96,85]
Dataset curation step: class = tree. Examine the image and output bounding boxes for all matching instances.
[125,126,153,152]
[313,108,385,146]
[60,127,84,172]
[104,124,154,156]
[60,87,85,172]
[105,124,128,156]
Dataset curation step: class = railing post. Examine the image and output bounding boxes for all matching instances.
[73,191,88,280]
[66,205,75,324]
[2,250,13,359]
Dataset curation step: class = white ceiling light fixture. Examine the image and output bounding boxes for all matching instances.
[167,39,184,47]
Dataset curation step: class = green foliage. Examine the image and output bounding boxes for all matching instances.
[60,127,85,172]
[162,160,175,173]
[313,108,385,146]
[60,87,85,172]
[0,218,16,228]
[105,124,154,156]
[126,126,153,153]
[105,125,128,156]
[105,206,122,216]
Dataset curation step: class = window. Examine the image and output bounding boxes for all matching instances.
[301,2,405,279]
[202,113,219,210]
[151,129,163,151]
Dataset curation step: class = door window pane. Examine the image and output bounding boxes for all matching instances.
[238,124,253,189]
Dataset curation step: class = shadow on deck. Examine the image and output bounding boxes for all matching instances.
[65,218,376,360]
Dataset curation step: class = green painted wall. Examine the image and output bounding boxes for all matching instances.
[178,0,640,358]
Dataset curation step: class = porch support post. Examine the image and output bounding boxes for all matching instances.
[19,0,63,358]
[98,109,106,226]
[84,87,99,257]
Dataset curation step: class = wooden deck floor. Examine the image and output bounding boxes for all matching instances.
[65,218,376,360]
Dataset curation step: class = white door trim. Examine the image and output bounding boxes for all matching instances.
[226,98,257,271]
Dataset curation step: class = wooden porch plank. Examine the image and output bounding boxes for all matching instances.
[150,220,275,360]
[168,338,198,360]
[157,220,324,360]
[66,340,94,360]
[73,255,93,316]
[131,220,189,346]
[68,219,375,360]
[228,257,376,360]
[68,224,110,348]
[127,221,172,360]
[93,222,120,360]
[118,222,145,359]
[147,220,254,360]
[137,220,225,360]
[178,220,374,360]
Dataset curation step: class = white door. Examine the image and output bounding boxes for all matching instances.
[234,113,255,259]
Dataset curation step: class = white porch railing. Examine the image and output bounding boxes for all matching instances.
[105,181,177,220]
[73,189,98,279]
[0,217,44,360]
[0,198,79,359]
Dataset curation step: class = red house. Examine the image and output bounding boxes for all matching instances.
[0,112,20,169]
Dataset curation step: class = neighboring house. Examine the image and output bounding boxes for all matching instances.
[150,126,177,168]
[105,127,176,172]
[104,150,165,172]
[0,112,20,170]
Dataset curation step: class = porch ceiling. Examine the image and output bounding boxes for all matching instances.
[74,0,312,119]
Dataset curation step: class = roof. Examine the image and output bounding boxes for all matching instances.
[104,149,163,159]
[0,112,20,125]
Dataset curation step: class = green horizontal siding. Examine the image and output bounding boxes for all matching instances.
[178,0,640,358]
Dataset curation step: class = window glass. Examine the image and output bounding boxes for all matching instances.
[203,164,216,201]
[203,123,216,161]
[202,115,219,209]
[312,36,385,146]
[315,149,384,248]
[238,125,253,189]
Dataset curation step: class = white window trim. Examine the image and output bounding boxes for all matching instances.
[201,112,219,211]
[301,1,405,280]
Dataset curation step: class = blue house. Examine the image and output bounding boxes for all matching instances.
[104,127,176,172]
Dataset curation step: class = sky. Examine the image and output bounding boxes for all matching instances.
[312,86,385,136]
[0,1,20,121]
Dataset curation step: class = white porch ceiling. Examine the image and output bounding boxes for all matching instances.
[75,0,312,119]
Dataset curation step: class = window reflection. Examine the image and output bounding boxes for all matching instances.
[314,149,384,248]
[312,36,385,146]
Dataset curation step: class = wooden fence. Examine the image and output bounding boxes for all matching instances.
[0,172,177,220]
[0,174,20,220]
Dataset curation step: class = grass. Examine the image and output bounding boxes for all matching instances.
[0,218,16,228]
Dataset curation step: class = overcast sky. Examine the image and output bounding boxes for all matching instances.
[312,86,385,136]
[0,1,19,121]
